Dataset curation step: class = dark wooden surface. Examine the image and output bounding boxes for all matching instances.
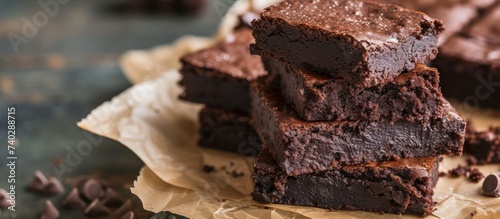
[0,0,226,218]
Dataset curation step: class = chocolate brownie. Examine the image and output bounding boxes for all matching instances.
[250,0,444,87]
[199,107,261,155]
[435,3,500,109]
[374,0,495,45]
[250,78,465,176]
[179,28,267,112]
[264,58,445,123]
[252,147,439,216]
[465,126,500,164]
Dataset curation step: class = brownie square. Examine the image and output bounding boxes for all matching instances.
[251,0,444,87]
[198,107,261,155]
[374,0,495,45]
[250,77,465,176]
[465,127,500,164]
[252,147,439,216]
[434,3,500,109]
[264,58,445,123]
[179,28,267,112]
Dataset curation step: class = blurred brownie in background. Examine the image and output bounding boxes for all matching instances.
[434,3,500,109]
[465,126,500,164]
[374,0,495,45]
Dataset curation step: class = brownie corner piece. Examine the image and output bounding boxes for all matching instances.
[198,107,261,155]
[251,0,444,87]
[179,27,267,112]
[252,147,439,216]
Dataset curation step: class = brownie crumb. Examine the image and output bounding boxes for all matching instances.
[438,172,446,177]
[449,165,470,177]
[202,165,215,173]
[469,169,485,183]
[471,210,477,216]
[448,165,484,182]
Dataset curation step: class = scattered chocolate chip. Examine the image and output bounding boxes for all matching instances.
[0,188,11,209]
[469,169,485,182]
[62,188,86,209]
[438,156,444,162]
[229,161,235,166]
[482,174,500,197]
[101,187,125,207]
[40,200,60,219]
[202,165,215,173]
[84,199,110,217]
[28,171,49,192]
[121,211,137,219]
[43,177,65,196]
[471,210,477,216]
[229,170,244,178]
[80,178,105,201]
[438,172,446,177]
[115,199,134,218]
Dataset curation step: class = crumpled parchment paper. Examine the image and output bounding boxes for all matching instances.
[78,68,500,218]
[79,0,500,218]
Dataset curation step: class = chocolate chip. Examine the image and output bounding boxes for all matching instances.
[483,174,500,197]
[62,188,86,209]
[120,211,137,219]
[40,200,60,219]
[80,178,105,201]
[28,171,48,192]
[84,199,110,217]
[471,210,477,216]
[101,187,125,207]
[202,165,215,173]
[115,199,133,218]
[0,189,11,209]
[43,177,65,196]
[438,172,446,177]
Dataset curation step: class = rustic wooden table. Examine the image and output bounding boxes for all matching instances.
[0,0,225,218]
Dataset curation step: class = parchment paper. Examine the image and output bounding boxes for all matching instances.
[78,68,500,218]
[79,0,500,218]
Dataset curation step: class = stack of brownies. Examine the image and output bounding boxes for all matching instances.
[248,0,466,216]
[179,26,266,155]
